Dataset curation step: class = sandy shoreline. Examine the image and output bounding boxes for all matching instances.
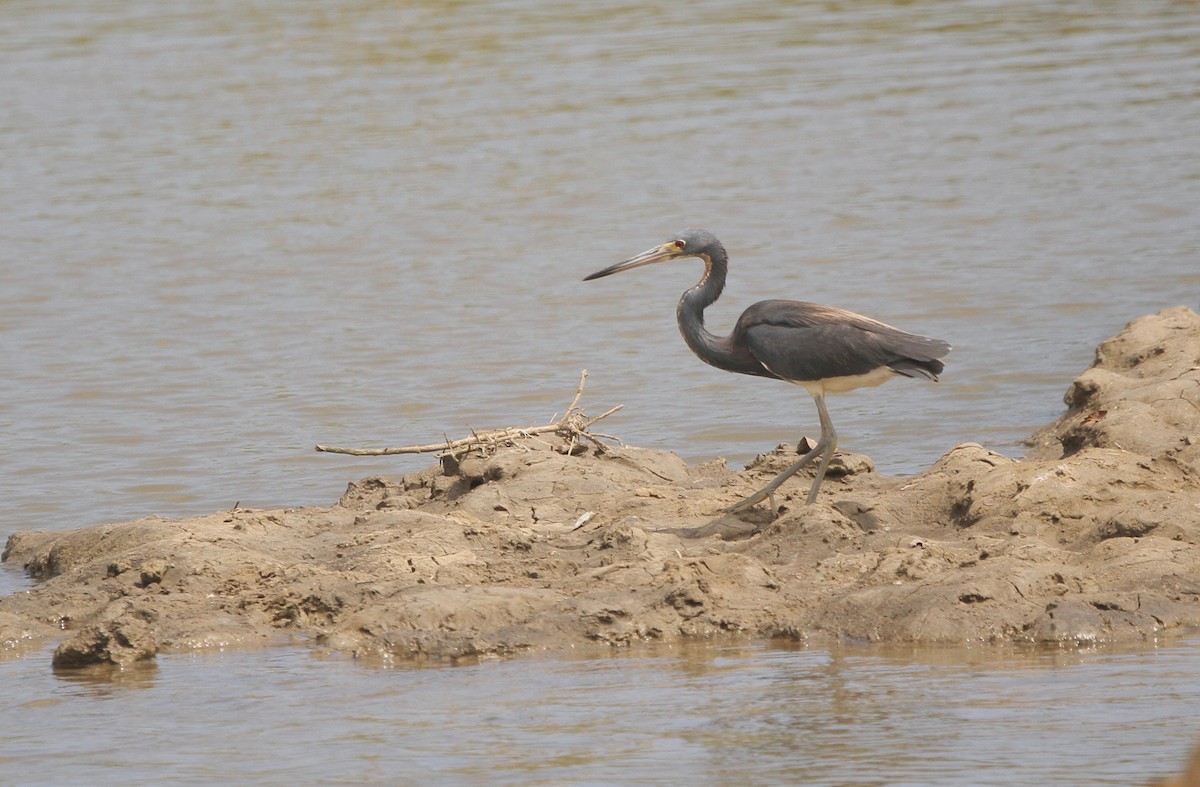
[3,306,1198,670]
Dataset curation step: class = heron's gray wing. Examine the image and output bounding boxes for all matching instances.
[741,322,896,381]
[737,300,949,383]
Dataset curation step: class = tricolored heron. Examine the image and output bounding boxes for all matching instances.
[584,228,950,513]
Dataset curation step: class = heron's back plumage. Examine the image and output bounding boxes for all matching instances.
[734,300,950,385]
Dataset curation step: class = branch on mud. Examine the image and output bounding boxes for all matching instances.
[314,370,624,458]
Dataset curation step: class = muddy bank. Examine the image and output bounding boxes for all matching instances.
[3,307,1198,668]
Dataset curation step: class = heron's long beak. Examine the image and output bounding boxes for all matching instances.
[583,243,680,281]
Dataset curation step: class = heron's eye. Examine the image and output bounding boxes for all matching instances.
[673,240,686,250]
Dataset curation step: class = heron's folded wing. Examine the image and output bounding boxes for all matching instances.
[742,322,898,382]
[738,300,949,382]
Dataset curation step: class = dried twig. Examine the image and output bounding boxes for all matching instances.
[314,370,622,457]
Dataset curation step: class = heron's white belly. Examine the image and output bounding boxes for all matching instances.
[794,365,896,396]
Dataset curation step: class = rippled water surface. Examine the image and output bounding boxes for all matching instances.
[3,1,1200,781]
[4,0,1198,533]
[3,641,1200,784]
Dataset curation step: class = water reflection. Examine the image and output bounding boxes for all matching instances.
[3,640,1199,783]
[51,660,159,695]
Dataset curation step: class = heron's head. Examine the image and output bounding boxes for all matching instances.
[583,228,724,281]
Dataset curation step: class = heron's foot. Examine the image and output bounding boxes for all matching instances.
[723,487,779,515]
[720,484,787,515]
[726,442,827,516]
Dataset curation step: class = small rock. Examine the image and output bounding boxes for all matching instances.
[52,616,158,669]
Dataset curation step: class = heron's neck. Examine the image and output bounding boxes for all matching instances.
[676,250,735,367]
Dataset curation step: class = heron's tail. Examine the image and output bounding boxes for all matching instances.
[887,335,950,381]
[889,358,944,381]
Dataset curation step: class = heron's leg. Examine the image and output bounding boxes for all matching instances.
[723,442,823,513]
[724,392,833,514]
[804,393,837,505]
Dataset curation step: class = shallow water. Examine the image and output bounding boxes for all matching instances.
[1,640,1198,785]
[3,1,1200,781]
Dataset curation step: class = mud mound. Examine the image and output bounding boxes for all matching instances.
[1028,306,1200,471]
[3,307,1199,668]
